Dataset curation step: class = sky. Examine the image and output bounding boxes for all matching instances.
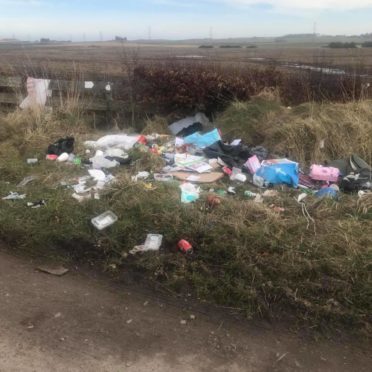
[1,0,372,41]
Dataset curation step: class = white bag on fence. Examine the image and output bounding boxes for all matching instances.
[20,77,51,110]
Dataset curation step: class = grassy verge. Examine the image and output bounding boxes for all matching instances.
[0,102,371,333]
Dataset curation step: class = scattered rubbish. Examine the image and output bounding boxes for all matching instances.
[91,211,118,230]
[130,234,163,255]
[126,319,133,324]
[84,81,94,89]
[230,139,242,146]
[2,192,26,200]
[143,183,157,191]
[207,195,221,208]
[57,152,69,162]
[17,176,38,188]
[180,320,187,325]
[88,169,106,182]
[216,189,227,196]
[47,137,75,156]
[132,171,150,182]
[190,314,196,320]
[310,165,340,182]
[154,174,174,182]
[36,265,69,276]
[204,141,251,168]
[178,239,193,253]
[84,134,139,151]
[184,128,221,149]
[315,185,339,200]
[227,187,236,195]
[223,167,233,176]
[253,174,267,188]
[299,173,316,189]
[26,158,38,165]
[46,154,58,161]
[174,153,212,173]
[20,77,50,110]
[172,172,224,184]
[27,200,46,208]
[263,190,279,198]
[244,190,257,198]
[169,113,209,136]
[230,167,247,182]
[245,155,261,174]
[256,159,299,188]
[180,183,200,203]
[297,193,308,203]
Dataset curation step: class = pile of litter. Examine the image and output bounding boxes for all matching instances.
[3,112,371,254]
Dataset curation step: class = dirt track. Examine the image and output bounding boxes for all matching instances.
[0,249,370,372]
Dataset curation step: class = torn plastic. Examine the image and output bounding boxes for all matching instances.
[20,77,51,110]
[2,192,26,200]
[130,234,163,255]
[255,159,299,188]
[180,183,200,203]
[84,134,139,151]
[184,128,221,149]
[169,113,209,136]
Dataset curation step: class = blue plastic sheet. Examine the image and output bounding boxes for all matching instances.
[255,159,299,187]
[184,129,221,149]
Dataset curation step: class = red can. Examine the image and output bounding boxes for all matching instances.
[178,240,193,253]
[137,135,147,145]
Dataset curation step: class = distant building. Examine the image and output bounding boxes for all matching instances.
[115,36,127,42]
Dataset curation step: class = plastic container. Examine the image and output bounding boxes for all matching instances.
[143,234,163,251]
[27,158,38,165]
[244,155,261,174]
[57,152,69,162]
[310,165,340,183]
[91,211,118,230]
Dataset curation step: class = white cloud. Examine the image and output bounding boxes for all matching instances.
[226,0,372,10]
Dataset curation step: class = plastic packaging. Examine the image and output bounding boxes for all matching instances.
[230,168,247,182]
[154,174,174,182]
[57,152,69,162]
[180,183,200,203]
[27,158,38,165]
[310,165,340,183]
[91,211,118,230]
[143,234,163,251]
[255,159,299,188]
[183,129,221,149]
[244,155,261,174]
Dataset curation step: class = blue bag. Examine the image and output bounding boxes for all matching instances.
[184,129,221,149]
[255,159,299,187]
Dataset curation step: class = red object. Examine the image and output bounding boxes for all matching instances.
[178,240,193,253]
[223,167,232,176]
[137,135,147,145]
[46,154,58,161]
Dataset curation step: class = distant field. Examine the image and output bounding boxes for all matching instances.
[1,41,372,78]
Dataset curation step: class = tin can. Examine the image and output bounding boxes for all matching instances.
[178,240,193,253]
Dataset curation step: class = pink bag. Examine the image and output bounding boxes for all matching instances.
[310,165,340,183]
[244,155,261,174]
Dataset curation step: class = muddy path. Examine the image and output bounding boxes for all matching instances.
[0,249,370,371]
